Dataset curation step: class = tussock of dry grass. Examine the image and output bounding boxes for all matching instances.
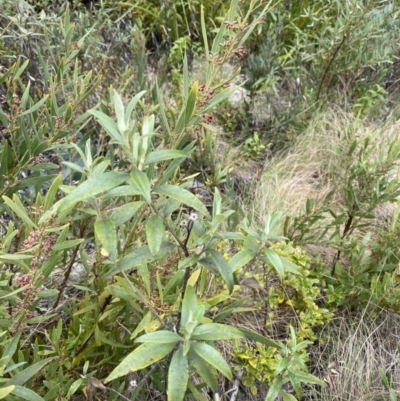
[250,108,400,225]
[310,311,400,401]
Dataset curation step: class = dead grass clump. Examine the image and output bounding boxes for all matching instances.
[250,108,400,228]
[309,310,400,401]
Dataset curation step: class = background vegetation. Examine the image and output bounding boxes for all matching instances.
[0,0,399,400]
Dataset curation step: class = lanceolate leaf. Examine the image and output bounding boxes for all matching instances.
[113,89,126,134]
[135,331,182,344]
[181,285,198,329]
[95,218,117,261]
[105,342,175,383]
[0,386,14,399]
[110,201,144,226]
[6,358,54,386]
[280,256,304,277]
[106,242,176,277]
[168,348,189,401]
[153,185,209,217]
[281,390,298,401]
[190,323,244,341]
[185,81,198,126]
[11,386,44,401]
[189,351,218,391]
[39,172,128,223]
[266,376,283,401]
[263,248,284,280]
[228,248,257,273]
[88,109,122,143]
[2,196,37,230]
[209,250,234,294]
[191,342,232,380]
[146,215,164,255]
[236,328,280,348]
[130,168,151,204]
[144,150,189,166]
[292,371,326,386]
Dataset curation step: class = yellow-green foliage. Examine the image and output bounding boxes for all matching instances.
[266,242,333,340]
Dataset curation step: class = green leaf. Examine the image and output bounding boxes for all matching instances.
[168,348,189,401]
[154,185,209,217]
[95,219,117,261]
[209,250,234,294]
[292,371,326,386]
[7,358,53,386]
[0,386,14,399]
[191,342,232,380]
[51,239,84,252]
[201,87,235,114]
[280,256,304,277]
[105,342,175,383]
[126,90,147,119]
[229,249,256,273]
[2,332,21,364]
[181,285,198,329]
[106,242,176,277]
[2,196,37,230]
[274,357,290,377]
[265,376,283,401]
[110,201,144,226]
[263,248,284,280]
[191,323,244,341]
[44,174,62,212]
[89,109,122,143]
[135,331,182,344]
[113,89,126,134]
[11,385,44,401]
[144,150,189,166]
[189,351,218,391]
[22,96,48,115]
[281,390,298,401]
[146,215,164,255]
[236,328,280,348]
[185,81,198,125]
[39,172,128,223]
[130,168,151,204]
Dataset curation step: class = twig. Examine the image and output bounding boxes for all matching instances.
[229,369,243,401]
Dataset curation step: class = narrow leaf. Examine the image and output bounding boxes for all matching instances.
[209,250,234,294]
[110,201,144,226]
[229,249,256,273]
[0,386,14,399]
[113,90,126,134]
[144,150,189,166]
[135,331,182,344]
[236,328,280,348]
[263,248,284,280]
[168,348,189,401]
[191,323,244,341]
[190,352,218,391]
[266,376,282,401]
[95,219,117,261]
[39,172,128,223]
[191,342,232,380]
[146,215,164,255]
[11,386,44,401]
[105,342,175,382]
[7,358,53,386]
[181,285,197,329]
[130,168,151,204]
[154,185,209,217]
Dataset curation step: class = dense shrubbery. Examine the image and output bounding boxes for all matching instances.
[0,0,399,400]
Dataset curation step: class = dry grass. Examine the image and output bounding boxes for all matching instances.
[249,108,400,225]
[309,310,400,401]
